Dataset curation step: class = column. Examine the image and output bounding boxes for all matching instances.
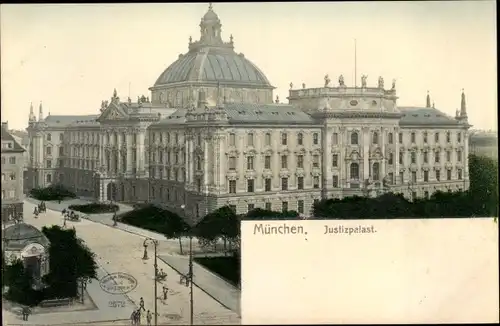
[126,132,133,174]
[322,127,332,192]
[203,137,209,193]
[117,132,122,174]
[188,137,194,186]
[394,128,400,184]
[135,131,141,174]
[464,131,469,177]
[272,131,279,188]
[362,127,370,180]
[218,135,226,192]
[381,128,386,178]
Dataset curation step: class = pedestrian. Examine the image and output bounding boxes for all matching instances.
[63,217,67,228]
[130,310,136,325]
[139,297,145,311]
[163,286,168,301]
[146,310,152,326]
[135,309,141,325]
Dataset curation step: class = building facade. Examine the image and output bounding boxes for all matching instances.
[25,5,471,223]
[1,122,26,223]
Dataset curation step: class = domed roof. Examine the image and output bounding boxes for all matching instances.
[154,49,272,88]
[153,4,273,89]
[2,223,50,251]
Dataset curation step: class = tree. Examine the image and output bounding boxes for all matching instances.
[41,226,98,298]
[193,206,240,252]
[468,154,498,217]
[4,259,41,306]
[244,208,300,220]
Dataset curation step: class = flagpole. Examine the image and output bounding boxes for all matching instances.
[354,39,357,88]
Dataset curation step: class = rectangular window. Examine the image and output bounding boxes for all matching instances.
[312,155,320,168]
[265,202,272,211]
[332,154,338,167]
[229,180,236,193]
[423,152,428,163]
[412,171,417,183]
[297,155,304,168]
[313,133,319,145]
[447,170,452,180]
[435,132,439,143]
[411,152,416,164]
[281,155,288,169]
[313,176,320,188]
[388,153,393,165]
[297,177,304,190]
[229,133,236,146]
[282,201,288,212]
[281,133,287,145]
[457,151,462,162]
[264,156,271,169]
[388,172,394,184]
[229,157,236,170]
[297,200,304,214]
[436,170,441,181]
[423,132,428,143]
[281,177,288,191]
[457,169,462,180]
[247,204,255,212]
[246,156,254,170]
[398,133,403,144]
[247,179,254,192]
[247,133,254,146]
[446,151,451,162]
[399,172,404,184]
[435,151,440,163]
[265,133,271,145]
[332,133,338,145]
[399,152,403,165]
[411,132,416,143]
[457,133,462,143]
[46,160,52,168]
[265,178,272,192]
[332,175,339,188]
[424,171,429,182]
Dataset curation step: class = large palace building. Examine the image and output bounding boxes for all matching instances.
[25,5,471,222]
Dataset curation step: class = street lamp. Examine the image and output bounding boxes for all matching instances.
[180,203,194,326]
[143,238,159,326]
[77,276,91,304]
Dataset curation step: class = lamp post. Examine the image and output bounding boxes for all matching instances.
[143,238,159,326]
[77,276,91,304]
[181,204,194,325]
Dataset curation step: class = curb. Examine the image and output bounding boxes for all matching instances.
[157,256,240,316]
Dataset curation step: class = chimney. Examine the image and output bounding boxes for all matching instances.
[197,90,208,109]
[1,121,8,131]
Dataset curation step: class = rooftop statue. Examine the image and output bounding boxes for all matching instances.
[324,74,331,87]
[338,74,345,87]
[361,75,367,88]
[378,76,384,88]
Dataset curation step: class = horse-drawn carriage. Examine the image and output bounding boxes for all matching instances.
[62,209,82,222]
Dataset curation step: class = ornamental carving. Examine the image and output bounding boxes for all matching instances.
[244,172,256,179]
[278,148,291,155]
[226,149,240,157]
[260,148,274,155]
[348,150,361,161]
[226,173,239,181]
[295,171,305,177]
[294,148,306,155]
[279,170,290,178]
[310,171,321,177]
[243,149,258,156]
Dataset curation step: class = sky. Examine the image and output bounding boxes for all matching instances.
[1,1,497,131]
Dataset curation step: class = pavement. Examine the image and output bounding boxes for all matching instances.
[159,254,241,314]
[6,199,241,325]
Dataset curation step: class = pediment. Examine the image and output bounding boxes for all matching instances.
[97,102,129,122]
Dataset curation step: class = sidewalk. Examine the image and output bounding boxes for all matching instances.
[4,266,132,325]
[158,255,241,316]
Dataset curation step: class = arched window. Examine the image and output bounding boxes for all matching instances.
[351,132,359,145]
[350,163,359,180]
[372,162,380,181]
[372,132,379,144]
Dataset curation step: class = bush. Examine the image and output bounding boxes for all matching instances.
[69,203,119,214]
[30,184,76,201]
[194,256,240,287]
[120,205,190,238]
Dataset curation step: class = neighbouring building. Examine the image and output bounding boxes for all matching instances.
[1,122,26,223]
[2,223,50,290]
[25,5,471,223]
